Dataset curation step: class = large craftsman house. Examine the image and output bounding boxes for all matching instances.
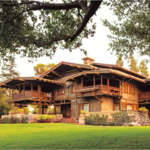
[0,57,150,120]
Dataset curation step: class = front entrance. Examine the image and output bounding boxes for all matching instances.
[61,104,71,118]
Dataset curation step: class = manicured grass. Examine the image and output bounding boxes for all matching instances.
[0,123,150,149]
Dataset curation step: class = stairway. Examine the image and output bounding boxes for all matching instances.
[55,117,78,124]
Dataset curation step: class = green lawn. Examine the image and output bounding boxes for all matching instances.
[0,123,150,149]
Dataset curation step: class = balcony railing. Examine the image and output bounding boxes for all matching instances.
[138,92,150,100]
[76,85,121,97]
[12,90,53,102]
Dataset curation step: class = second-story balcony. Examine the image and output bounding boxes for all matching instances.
[138,92,150,100]
[76,84,121,97]
[12,90,53,102]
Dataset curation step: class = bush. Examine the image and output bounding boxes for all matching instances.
[111,111,131,126]
[1,117,11,124]
[22,116,28,123]
[12,117,20,123]
[85,114,108,125]
[139,107,149,113]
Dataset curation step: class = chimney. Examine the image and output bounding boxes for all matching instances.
[82,57,95,65]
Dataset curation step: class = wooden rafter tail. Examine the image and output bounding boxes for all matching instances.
[82,73,87,76]
[95,72,100,75]
[19,78,25,81]
[77,66,81,69]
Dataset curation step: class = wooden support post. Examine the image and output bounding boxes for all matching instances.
[12,88,13,102]
[93,75,95,87]
[18,85,20,101]
[81,77,83,88]
[107,78,109,92]
[119,81,121,95]
[54,102,56,115]
[23,84,25,100]
[39,102,42,114]
[101,76,103,93]
[38,85,41,99]
[31,83,33,98]
[75,80,78,121]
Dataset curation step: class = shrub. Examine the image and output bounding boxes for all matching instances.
[111,111,131,126]
[1,117,11,124]
[85,114,108,125]
[22,116,29,123]
[139,107,149,113]
[12,117,20,123]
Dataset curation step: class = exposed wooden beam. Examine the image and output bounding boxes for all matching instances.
[51,71,61,77]
[94,96,103,103]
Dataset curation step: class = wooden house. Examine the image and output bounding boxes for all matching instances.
[1,57,150,121]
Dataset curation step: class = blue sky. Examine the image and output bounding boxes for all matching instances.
[14,4,150,77]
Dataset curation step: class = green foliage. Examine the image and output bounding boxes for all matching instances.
[1,117,11,124]
[102,1,150,58]
[85,114,108,125]
[21,116,28,123]
[0,88,11,117]
[116,55,123,67]
[128,56,139,73]
[111,111,131,126]
[139,60,149,77]
[80,110,86,114]
[17,109,24,113]
[1,60,19,81]
[11,117,20,124]
[139,107,149,113]
[0,0,99,63]
[34,63,56,76]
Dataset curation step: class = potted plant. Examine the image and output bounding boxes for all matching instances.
[80,110,86,117]
[17,109,24,114]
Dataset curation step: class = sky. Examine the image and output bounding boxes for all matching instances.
[13,3,150,77]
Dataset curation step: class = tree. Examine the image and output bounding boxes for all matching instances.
[128,56,139,73]
[102,1,150,58]
[1,60,20,81]
[0,0,103,62]
[0,88,10,117]
[116,55,123,67]
[34,63,56,76]
[139,60,149,77]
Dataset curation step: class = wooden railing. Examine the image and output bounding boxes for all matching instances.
[12,90,53,101]
[76,85,121,97]
[138,92,150,100]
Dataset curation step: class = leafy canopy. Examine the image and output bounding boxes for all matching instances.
[0,0,102,62]
[34,63,56,76]
[102,1,150,58]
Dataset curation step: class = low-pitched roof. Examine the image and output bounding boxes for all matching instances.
[92,62,148,79]
[40,61,98,79]
[0,77,64,88]
[64,69,146,83]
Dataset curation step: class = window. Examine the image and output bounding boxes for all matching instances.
[124,82,135,95]
[58,87,65,95]
[56,106,61,113]
[115,104,120,111]
[79,103,93,113]
[70,85,74,93]
[127,105,132,110]
[49,106,54,113]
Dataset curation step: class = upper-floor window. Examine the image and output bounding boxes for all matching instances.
[70,85,74,93]
[123,82,135,95]
[58,87,65,95]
